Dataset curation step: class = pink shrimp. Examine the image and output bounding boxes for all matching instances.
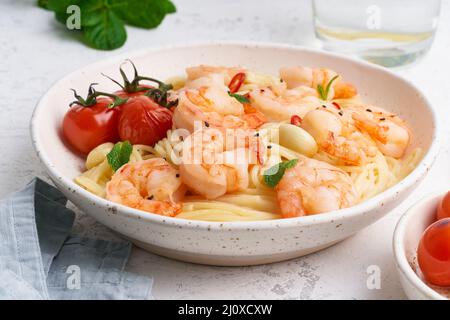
[276,157,358,217]
[106,158,186,217]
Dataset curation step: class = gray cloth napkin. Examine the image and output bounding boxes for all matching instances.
[0,178,153,300]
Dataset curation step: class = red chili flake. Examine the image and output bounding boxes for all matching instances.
[332,102,341,110]
[228,72,246,93]
[290,115,302,126]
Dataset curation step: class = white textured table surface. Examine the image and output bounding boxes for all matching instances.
[1,0,449,300]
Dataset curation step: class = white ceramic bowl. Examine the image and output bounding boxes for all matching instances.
[393,192,449,300]
[31,43,439,266]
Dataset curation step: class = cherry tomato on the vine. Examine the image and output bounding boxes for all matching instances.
[118,95,173,146]
[62,85,122,154]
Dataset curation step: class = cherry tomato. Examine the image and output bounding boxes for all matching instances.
[417,218,450,287]
[437,191,450,220]
[118,95,173,146]
[115,84,154,98]
[228,72,246,93]
[62,97,121,155]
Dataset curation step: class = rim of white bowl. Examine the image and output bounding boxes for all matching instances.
[30,41,441,231]
[393,192,447,300]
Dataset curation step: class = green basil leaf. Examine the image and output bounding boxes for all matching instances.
[228,92,250,104]
[54,11,69,25]
[79,0,105,27]
[38,0,50,9]
[164,0,177,13]
[47,0,81,12]
[47,0,83,26]
[112,0,176,29]
[39,0,177,51]
[83,9,127,50]
[107,141,133,171]
[263,159,298,188]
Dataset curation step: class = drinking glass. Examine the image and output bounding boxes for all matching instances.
[312,0,441,67]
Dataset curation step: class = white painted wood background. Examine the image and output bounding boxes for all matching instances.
[0,0,449,299]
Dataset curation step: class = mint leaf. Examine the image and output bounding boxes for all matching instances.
[228,92,250,104]
[84,9,127,50]
[113,0,176,29]
[263,159,298,188]
[107,141,133,171]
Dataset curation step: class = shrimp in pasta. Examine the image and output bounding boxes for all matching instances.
[179,128,262,199]
[276,156,358,218]
[279,66,357,100]
[249,86,321,122]
[301,108,377,165]
[106,158,186,216]
[346,104,411,158]
[173,73,266,132]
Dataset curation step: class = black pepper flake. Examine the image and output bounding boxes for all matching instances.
[176,173,180,178]
[254,132,260,137]
[322,105,327,108]
[366,108,372,112]
[260,89,265,93]
[267,145,272,149]
[179,136,184,141]
[147,195,154,200]
[338,111,343,116]
[379,117,386,121]
[204,122,210,127]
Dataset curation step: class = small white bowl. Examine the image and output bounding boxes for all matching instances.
[31,42,439,266]
[393,192,449,300]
